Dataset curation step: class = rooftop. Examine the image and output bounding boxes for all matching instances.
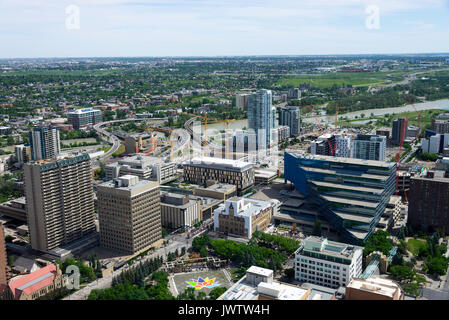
[347,277,402,299]
[215,197,272,218]
[247,266,273,277]
[186,156,253,171]
[290,153,395,169]
[8,264,58,300]
[67,108,101,114]
[219,268,309,301]
[298,236,363,260]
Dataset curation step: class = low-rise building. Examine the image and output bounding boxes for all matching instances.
[0,197,27,222]
[160,192,201,230]
[183,157,255,195]
[193,183,237,202]
[124,133,157,154]
[218,266,311,300]
[254,169,278,185]
[294,236,363,289]
[213,197,272,238]
[345,277,404,300]
[4,264,65,300]
[106,155,177,184]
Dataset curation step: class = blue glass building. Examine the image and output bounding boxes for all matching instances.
[284,152,396,245]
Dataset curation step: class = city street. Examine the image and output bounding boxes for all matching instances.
[63,232,198,300]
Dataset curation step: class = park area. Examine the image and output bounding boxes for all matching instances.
[169,269,232,297]
[407,238,428,256]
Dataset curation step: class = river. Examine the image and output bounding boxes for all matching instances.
[200,98,449,131]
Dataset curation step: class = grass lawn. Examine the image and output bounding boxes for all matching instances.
[112,144,125,156]
[275,70,408,88]
[407,238,427,256]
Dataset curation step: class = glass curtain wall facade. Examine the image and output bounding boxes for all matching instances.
[284,152,396,244]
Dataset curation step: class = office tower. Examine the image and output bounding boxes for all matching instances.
[352,134,386,161]
[408,171,449,234]
[392,118,407,145]
[183,156,255,195]
[23,154,96,252]
[295,236,363,289]
[97,175,161,254]
[279,106,301,136]
[29,125,61,161]
[15,145,31,166]
[284,153,396,244]
[236,93,249,110]
[248,89,276,148]
[0,225,6,286]
[67,108,102,129]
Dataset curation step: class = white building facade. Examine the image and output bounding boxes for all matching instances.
[295,236,363,289]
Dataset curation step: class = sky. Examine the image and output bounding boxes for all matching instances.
[0,0,449,58]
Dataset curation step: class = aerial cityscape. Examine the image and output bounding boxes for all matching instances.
[1,0,449,312]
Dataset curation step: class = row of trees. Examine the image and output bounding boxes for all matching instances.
[251,230,301,254]
[112,256,164,288]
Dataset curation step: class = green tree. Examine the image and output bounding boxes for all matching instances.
[424,256,449,276]
[209,287,227,300]
[312,219,322,237]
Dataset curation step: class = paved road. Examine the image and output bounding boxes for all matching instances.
[63,230,206,300]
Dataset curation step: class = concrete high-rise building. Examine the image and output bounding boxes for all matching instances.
[288,88,301,100]
[0,225,6,287]
[67,108,102,130]
[97,175,161,254]
[352,135,386,161]
[432,119,449,134]
[279,106,301,136]
[248,89,276,148]
[15,145,31,166]
[408,171,449,234]
[294,236,363,289]
[335,134,352,158]
[392,118,407,145]
[23,154,96,252]
[29,125,61,161]
[236,93,249,110]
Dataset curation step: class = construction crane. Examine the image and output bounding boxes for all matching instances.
[395,111,409,196]
[143,125,176,161]
[404,92,421,141]
[335,104,339,129]
[303,105,336,156]
[183,113,237,157]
